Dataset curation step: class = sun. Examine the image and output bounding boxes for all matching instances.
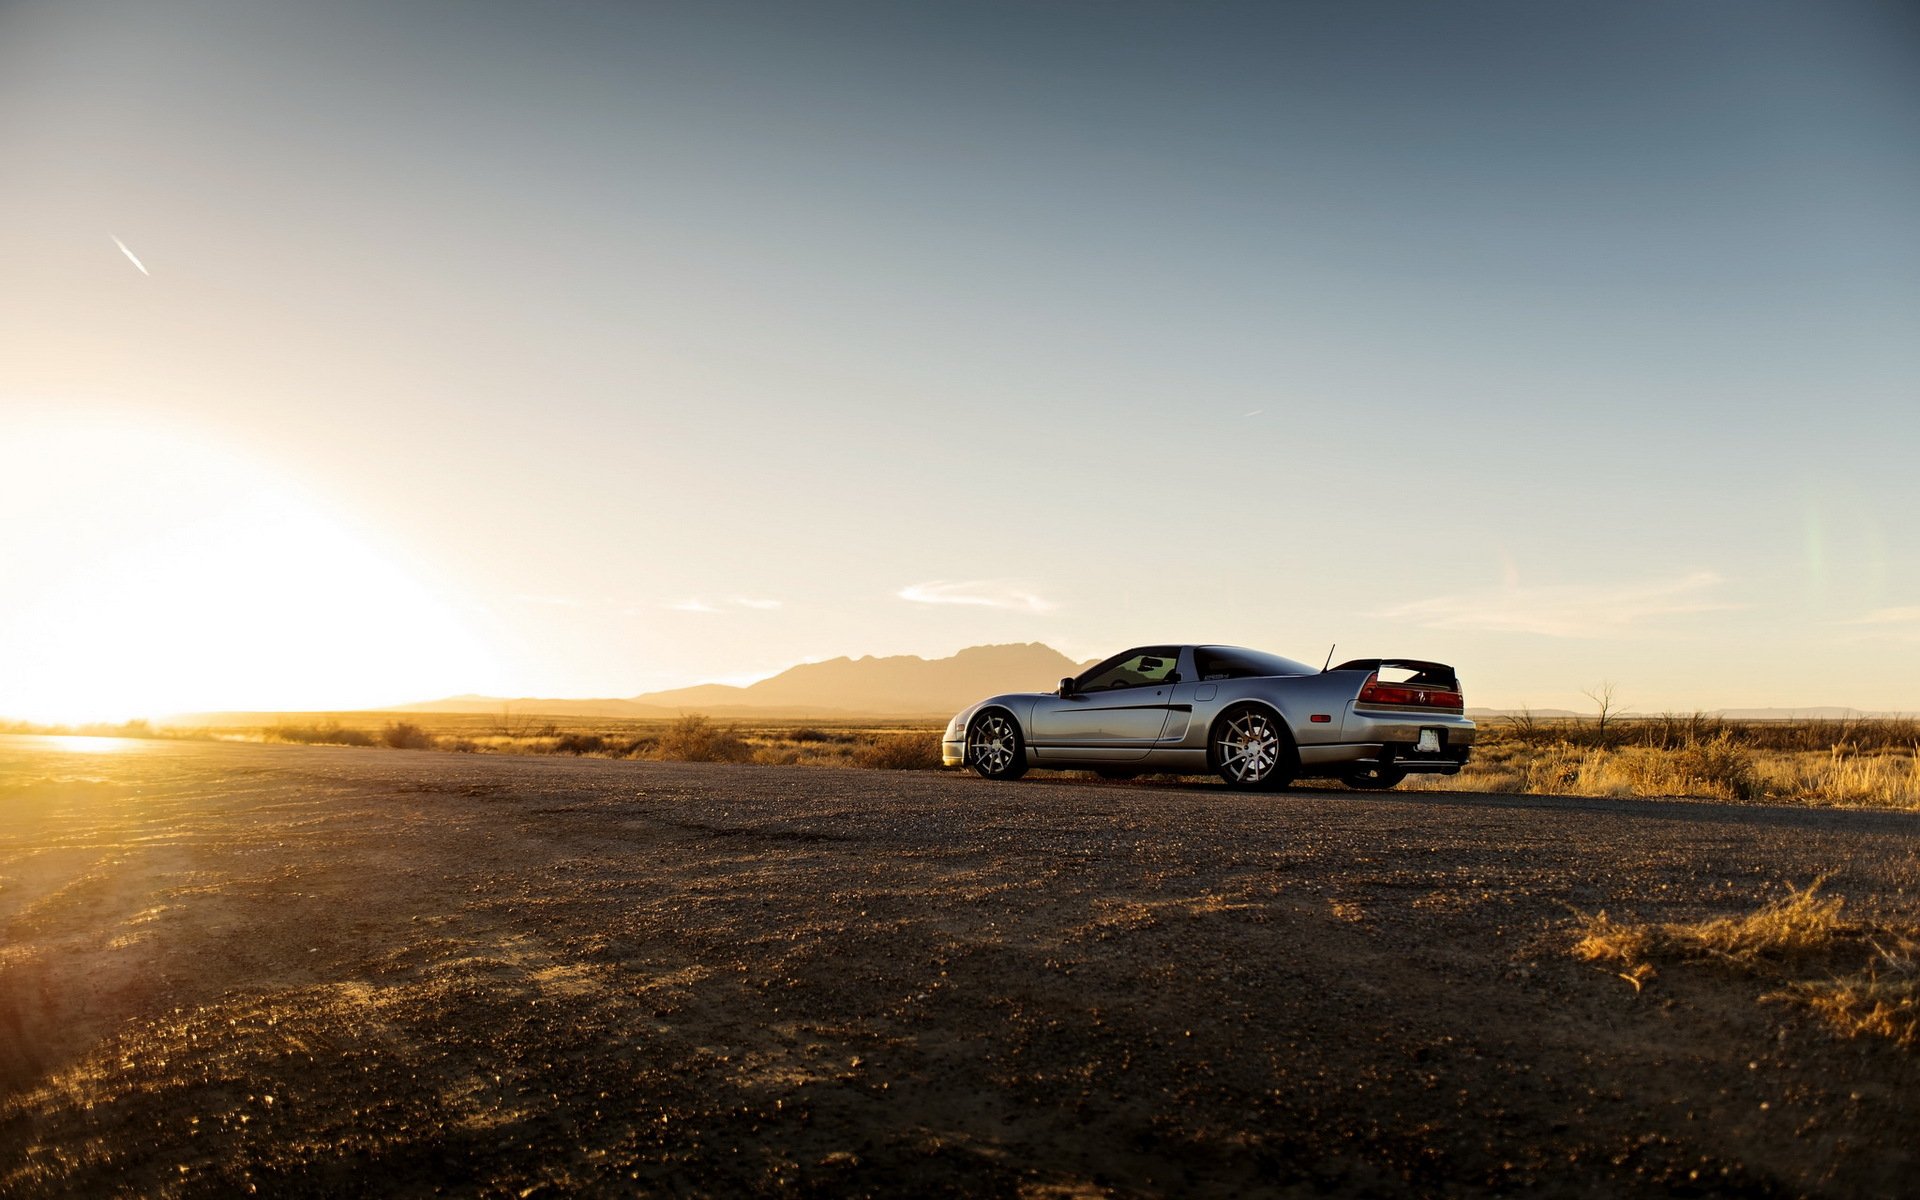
[0,417,500,723]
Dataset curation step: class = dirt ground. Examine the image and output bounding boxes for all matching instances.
[2,736,1917,1198]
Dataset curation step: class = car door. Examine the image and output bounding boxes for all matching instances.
[1027,647,1183,762]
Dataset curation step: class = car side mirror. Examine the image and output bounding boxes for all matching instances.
[1058,677,1076,698]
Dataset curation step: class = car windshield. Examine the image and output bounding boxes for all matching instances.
[1194,646,1314,681]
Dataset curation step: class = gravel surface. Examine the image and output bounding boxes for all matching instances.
[3,735,1918,1197]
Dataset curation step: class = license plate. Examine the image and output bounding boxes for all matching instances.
[1417,729,1441,753]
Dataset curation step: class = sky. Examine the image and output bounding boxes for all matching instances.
[2,0,1917,721]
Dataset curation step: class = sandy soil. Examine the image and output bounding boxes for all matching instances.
[2,735,1917,1198]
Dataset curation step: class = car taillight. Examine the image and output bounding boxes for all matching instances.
[1357,672,1463,710]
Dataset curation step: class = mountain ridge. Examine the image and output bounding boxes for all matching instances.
[392,643,1096,719]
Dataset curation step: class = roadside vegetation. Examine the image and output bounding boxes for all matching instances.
[1570,880,1919,1049]
[1405,716,1920,809]
[7,711,1916,809]
[179,712,946,772]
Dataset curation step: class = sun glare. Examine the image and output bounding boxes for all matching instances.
[13,734,149,754]
[0,419,500,723]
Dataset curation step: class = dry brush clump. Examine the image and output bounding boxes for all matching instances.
[1570,881,1919,1048]
[1780,939,1920,1049]
[786,727,855,745]
[380,722,435,750]
[1570,882,1850,979]
[650,715,754,764]
[265,722,376,748]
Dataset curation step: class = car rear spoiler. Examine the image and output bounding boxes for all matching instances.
[1328,658,1460,689]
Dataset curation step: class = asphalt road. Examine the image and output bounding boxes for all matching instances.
[2,736,1917,1197]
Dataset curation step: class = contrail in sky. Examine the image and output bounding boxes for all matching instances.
[110,234,150,275]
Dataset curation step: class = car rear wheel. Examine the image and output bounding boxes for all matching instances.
[967,711,1028,781]
[1343,766,1407,790]
[1212,705,1294,791]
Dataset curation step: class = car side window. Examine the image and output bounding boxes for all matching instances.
[1195,647,1311,681]
[1079,649,1180,691]
[1196,648,1258,681]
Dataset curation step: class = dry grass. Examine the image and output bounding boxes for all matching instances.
[1780,938,1920,1048]
[1408,726,1920,809]
[1508,712,1920,754]
[1573,881,1849,967]
[1570,881,1920,1048]
[848,732,943,771]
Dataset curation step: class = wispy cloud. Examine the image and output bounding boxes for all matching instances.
[1848,606,1920,625]
[1378,570,1736,638]
[665,596,783,614]
[110,234,150,276]
[1843,605,1920,643]
[898,580,1055,613]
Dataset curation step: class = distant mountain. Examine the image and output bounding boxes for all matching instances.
[1467,706,1914,721]
[1699,707,1915,721]
[396,643,1094,719]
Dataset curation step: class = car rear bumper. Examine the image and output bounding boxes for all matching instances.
[1299,707,1477,775]
[1299,744,1470,775]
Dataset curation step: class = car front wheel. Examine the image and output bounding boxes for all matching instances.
[1212,705,1294,791]
[967,711,1028,781]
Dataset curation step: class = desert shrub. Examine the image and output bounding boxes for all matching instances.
[1780,937,1920,1048]
[1679,881,1849,962]
[1670,733,1761,802]
[1573,881,1848,969]
[652,715,753,763]
[381,721,434,750]
[266,722,375,747]
[553,733,607,755]
[784,727,856,745]
[851,732,942,771]
[1522,744,1586,794]
[1571,910,1656,967]
[1600,734,1762,802]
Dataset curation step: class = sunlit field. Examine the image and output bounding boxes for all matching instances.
[4,732,1917,1196]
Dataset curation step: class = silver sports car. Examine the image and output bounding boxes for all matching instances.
[941,645,1474,790]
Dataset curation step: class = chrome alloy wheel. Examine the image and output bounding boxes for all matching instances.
[1214,708,1289,788]
[967,713,1025,780]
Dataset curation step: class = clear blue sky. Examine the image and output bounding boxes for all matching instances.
[2,1,1916,716]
